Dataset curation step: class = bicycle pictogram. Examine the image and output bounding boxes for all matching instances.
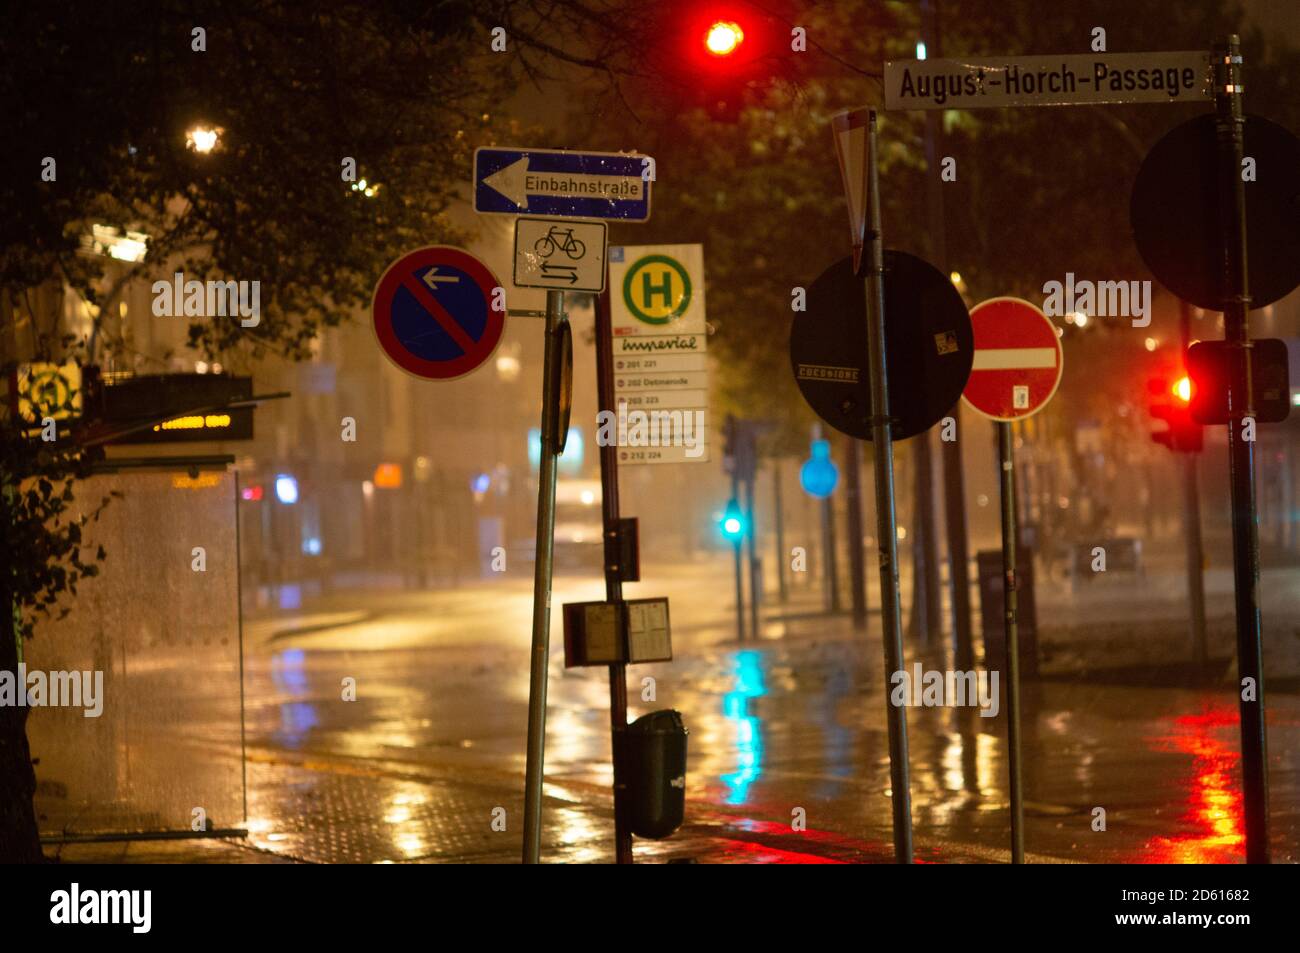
[534,225,587,261]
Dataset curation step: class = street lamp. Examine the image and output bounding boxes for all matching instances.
[186,125,220,153]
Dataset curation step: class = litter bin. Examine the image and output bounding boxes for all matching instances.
[621,709,688,839]
[976,548,1039,678]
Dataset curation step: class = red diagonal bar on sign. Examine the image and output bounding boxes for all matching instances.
[400,274,479,356]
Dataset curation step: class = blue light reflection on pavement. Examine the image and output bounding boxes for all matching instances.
[720,650,766,804]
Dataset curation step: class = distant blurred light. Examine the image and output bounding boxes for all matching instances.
[186,125,220,153]
[303,537,322,556]
[88,224,149,263]
[949,270,963,287]
[1072,312,1088,328]
[471,472,491,495]
[800,439,838,498]
[897,526,907,540]
[1173,375,1192,403]
[528,427,584,474]
[496,353,521,381]
[275,474,299,504]
[977,494,989,507]
[1292,392,1300,407]
[373,462,403,489]
[241,485,264,502]
[916,40,928,60]
[1144,337,1158,351]
[195,360,209,374]
[362,480,375,499]
[580,489,596,505]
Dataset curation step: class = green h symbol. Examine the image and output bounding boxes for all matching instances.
[641,268,674,309]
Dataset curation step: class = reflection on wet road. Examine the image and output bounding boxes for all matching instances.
[228,563,1298,863]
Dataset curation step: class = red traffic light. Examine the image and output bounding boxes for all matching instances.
[1148,373,1203,453]
[705,20,744,56]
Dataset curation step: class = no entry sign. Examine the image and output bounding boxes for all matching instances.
[962,297,1063,421]
[371,246,504,380]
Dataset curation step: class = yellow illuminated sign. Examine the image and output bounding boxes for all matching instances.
[153,413,233,432]
[172,472,223,490]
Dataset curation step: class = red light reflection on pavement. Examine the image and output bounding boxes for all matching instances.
[1143,705,1245,863]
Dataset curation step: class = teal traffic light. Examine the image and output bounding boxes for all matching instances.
[720,498,746,541]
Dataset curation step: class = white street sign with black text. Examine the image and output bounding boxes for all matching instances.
[513,217,607,292]
[884,51,1212,110]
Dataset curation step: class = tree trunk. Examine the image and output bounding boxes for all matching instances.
[0,583,44,862]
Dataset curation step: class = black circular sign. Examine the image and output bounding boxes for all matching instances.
[1131,113,1300,312]
[790,251,973,440]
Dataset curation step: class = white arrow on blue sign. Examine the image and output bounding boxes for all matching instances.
[474,147,652,221]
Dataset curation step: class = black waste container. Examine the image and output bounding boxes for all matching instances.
[621,709,688,839]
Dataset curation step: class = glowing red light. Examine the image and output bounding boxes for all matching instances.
[705,20,744,56]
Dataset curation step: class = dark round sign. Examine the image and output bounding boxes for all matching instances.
[1131,113,1300,312]
[790,251,973,440]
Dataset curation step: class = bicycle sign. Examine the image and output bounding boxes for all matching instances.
[513,217,607,293]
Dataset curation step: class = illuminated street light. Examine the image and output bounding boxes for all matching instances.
[186,125,220,153]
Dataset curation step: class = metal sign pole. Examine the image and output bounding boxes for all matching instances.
[997,421,1025,864]
[744,474,760,640]
[594,285,634,864]
[522,288,565,864]
[861,109,914,863]
[1179,299,1209,669]
[1215,35,1269,864]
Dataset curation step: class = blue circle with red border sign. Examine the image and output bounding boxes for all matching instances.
[371,246,504,380]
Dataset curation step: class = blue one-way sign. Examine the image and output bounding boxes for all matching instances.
[474,147,652,221]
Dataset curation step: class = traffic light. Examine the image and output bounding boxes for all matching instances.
[1186,338,1292,424]
[649,2,788,122]
[720,498,746,542]
[704,20,744,58]
[1148,372,1203,453]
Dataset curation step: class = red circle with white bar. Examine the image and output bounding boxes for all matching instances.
[961,297,1063,421]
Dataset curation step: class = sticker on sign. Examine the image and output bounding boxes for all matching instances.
[884,51,1212,110]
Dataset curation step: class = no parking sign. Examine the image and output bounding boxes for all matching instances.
[371,246,503,380]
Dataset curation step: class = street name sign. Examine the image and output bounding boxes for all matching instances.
[962,297,1063,422]
[474,147,652,221]
[371,246,504,381]
[884,51,1212,110]
[608,244,709,464]
[791,251,972,440]
[513,217,607,292]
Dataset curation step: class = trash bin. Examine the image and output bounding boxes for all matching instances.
[976,548,1039,678]
[621,709,688,839]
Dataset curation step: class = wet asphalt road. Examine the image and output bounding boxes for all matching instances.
[209,555,1300,863]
